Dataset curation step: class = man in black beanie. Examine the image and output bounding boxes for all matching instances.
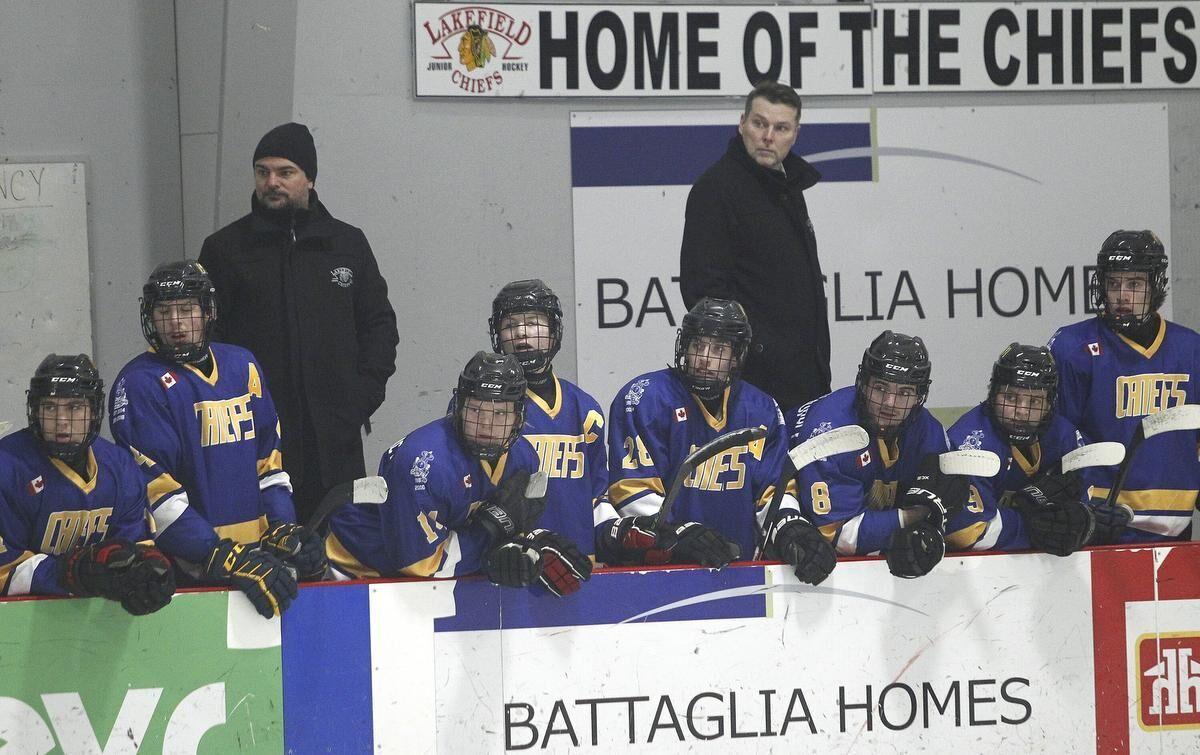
[199,122,399,525]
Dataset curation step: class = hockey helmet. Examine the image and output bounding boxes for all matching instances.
[1092,230,1168,332]
[26,353,105,460]
[453,351,527,460]
[673,297,753,400]
[986,343,1058,445]
[854,331,931,438]
[140,259,217,364]
[489,279,563,375]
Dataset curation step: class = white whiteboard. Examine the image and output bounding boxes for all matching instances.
[0,162,91,426]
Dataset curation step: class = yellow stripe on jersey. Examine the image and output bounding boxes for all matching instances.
[878,437,900,469]
[695,387,730,431]
[257,449,284,477]
[50,449,99,494]
[608,476,666,505]
[214,515,269,545]
[480,453,509,486]
[147,471,184,506]
[1012,443,1041,479]
[0,551,36,595]
[946,522,988,550]
[399,539,450,577]
[1117,318,1166,359]
[325,531,381,579]
[1090,487,1198,512]
[817,521,841,543]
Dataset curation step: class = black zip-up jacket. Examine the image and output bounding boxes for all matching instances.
[679,136,831,411]
[199,191,399,493]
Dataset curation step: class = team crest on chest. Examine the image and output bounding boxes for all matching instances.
[331,267,354,288]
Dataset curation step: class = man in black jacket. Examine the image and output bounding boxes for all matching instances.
[199,122,399,524]
[679,81,830,412]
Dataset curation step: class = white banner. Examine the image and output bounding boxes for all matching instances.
[413,3,1200,96]
[569,104,1171,413]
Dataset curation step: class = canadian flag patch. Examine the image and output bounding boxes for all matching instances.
[160,371,177,389]
[1087,342,1102,356]
[463,474,472,489]
[27,476,44,495]
[858,450,872,467]
[674,407,688,422]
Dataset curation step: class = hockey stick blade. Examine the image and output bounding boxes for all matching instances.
[525,470,548,499]
[306,475,389,531]
[938,450,1001,477]
[656,425,769,528]
[0,421,11,436]
[788,425,870,471]
[1141,404,1200,439]
[1060,442,1125,474]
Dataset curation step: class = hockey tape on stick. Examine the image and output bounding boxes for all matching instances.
[756,425,870,558]
[938,450,1001,477]
[0,421,10,435]
[306,475,389,531]
[1059,442,1125,474]
[1102,404,1200,509]
[524,470,548,499]
[655,425,769,529]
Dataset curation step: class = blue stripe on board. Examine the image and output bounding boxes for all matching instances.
[570,123,871,187]
[435,564,766,632]
[283,584,373,754]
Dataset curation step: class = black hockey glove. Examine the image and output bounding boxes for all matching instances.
[523,529,593,597]
[597,515,671,565]
[260,521,328,581]
[886,520,946,579]
[662,521,741,570]
[58,539,139,600]
[205,539,298,618]
[897,455,970,530]
[117,544,176,616]
[484,538,542,588]
[473,470,546,543]
[1013,471,1094,557]
[1089,503,1134,546]
[765,514,837,585]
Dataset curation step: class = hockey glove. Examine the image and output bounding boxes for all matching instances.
[117,544,176,616]
[662,522,741,570]
[886,520,946,579]
[205,539,298,619]
[473,470,547,543]
[58,539,139,600]
[1013,471,1094,557]
[260,521,328,581]
[897,455,969,530]
[523,529,593,597]
[1089,503,1134,546]
[597,515,671,565]
[765,514,837,585]
[484,538,542,588]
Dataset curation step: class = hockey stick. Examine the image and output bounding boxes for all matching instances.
[1059,442,1125,474]
[654,426,769,530]
[1102,404,1200,509]
[755,424,871,558]
[938,450,1002,477]
[0,421,10,435]
[306,475,389,532]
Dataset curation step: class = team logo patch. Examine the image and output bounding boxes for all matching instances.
[418,7,531,95]
[160,371,177,389]
[1088,342,1102,356]
[674,407,687,422]
[1136,632,1200,730]
[111,378,129,423]
[858,450,872,467]
[959,429,984,451]
[410,450,435,489]
[331,267,354,288]
[808,421,833,439]
[624,378,651,411]
[27,476,44,495]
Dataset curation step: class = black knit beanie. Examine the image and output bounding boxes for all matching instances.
[253,122,317,181]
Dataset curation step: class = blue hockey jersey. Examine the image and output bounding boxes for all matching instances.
[606,369,797,558]
[1050,317,1200,541]
[109,343,294,565]
[0,429,152,596]
[326,416,542,578]
[944,404,1087,551]
[786,386,950,556]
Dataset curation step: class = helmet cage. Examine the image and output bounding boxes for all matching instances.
[489,280,564,375]
[140,262,218,364]
[853,332,932,438]
[453,352,527,460]
[26,354,105,460]
[985,344,1058,445]
[672,299,752,401]
[1092,230,1168,332]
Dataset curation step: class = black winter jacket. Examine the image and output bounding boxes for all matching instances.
[199,191,399,490]
[679,136,831,411]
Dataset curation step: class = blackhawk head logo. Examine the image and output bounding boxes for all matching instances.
[459,25,496,71]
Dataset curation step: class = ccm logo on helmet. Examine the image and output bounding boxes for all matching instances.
[480,382,503,389]
[49,377,77,383]
[1108,255,1133,261]
[885,363,910,372]
[1014,369,1041,377]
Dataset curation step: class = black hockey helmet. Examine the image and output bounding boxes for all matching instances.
[854,331,932,438]
[489,279,563,375]
[1092,229,1168,332]
[26,353,105,460]
[140,259,218,364]
[453,351,527,460]
[673,297,753,400]
[986,343,1058,445]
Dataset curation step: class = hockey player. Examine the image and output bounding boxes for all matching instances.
[0,354,174,615]
[1050,230,1200,542]
[787,331,965,579]
[326,351,593,597]
[943,344,1094,556]
[487,279,612,555]
[603,298,835,584]
[110,260,319,619]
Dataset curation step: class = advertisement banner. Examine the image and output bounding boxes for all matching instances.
[569,104,1170,414]
[413,3,1200,97]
